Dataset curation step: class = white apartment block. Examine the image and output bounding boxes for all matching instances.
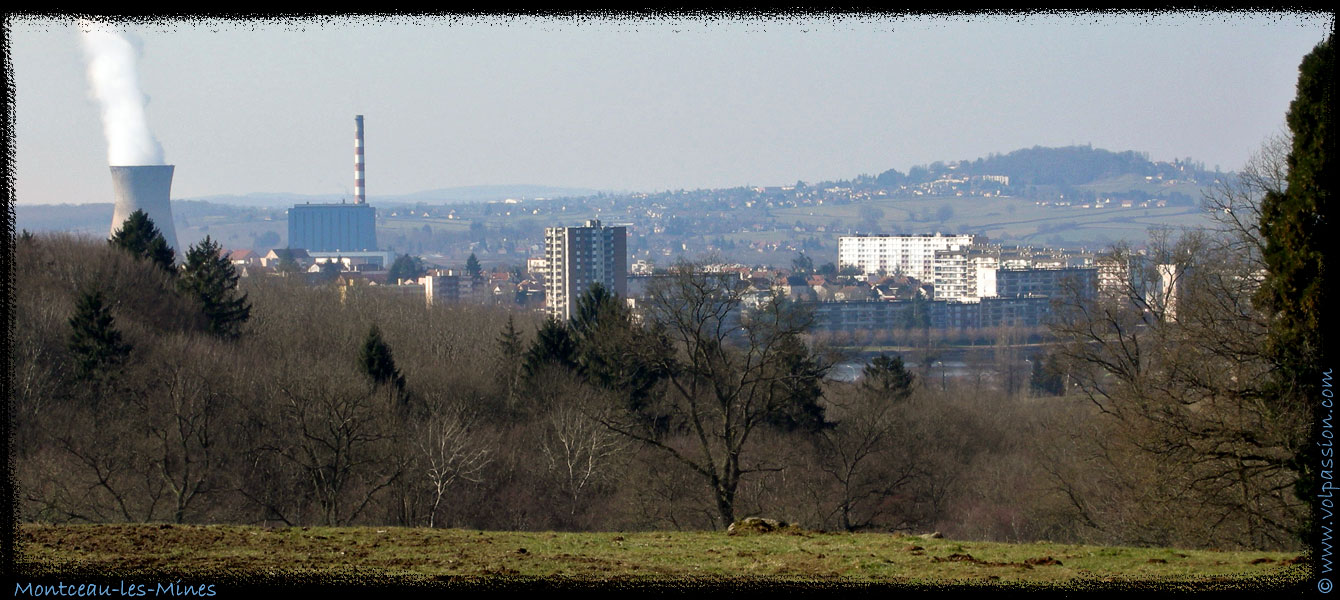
[544,219,627,322]
[932,249,1002,302]
[1152,263,1189,322]
[934,245,1099,303]
[1096,254,1132,299]
[838,233,981,281]
[932,250,970,301]
[1095,252,1159,302]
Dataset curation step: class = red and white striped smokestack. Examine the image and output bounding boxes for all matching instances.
[354,114,365,204]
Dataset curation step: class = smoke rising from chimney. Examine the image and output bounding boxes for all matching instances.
[79,27,165,166]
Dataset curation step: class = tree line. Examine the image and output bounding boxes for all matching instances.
[4,223,1084,541]
[6,225,1305,549]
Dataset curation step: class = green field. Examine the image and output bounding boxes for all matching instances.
[769,195,1212,247]
[14,524,1307,590]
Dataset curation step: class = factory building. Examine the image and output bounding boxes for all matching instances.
[287,203,378,252]
[286,115,379,252]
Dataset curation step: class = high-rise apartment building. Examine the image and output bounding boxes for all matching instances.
[932,247,1000,301]
[543,219,627,321]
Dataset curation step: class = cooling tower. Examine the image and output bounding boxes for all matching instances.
[108,165,180,256]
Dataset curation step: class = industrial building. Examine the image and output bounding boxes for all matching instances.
[543,219,627,321]
[287,202,377,252]
[287,115,379,253]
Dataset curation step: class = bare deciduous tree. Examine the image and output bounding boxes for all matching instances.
[811,383,916,531]
[598,261,829,527]
[538,382,627,518]
[1047,139,1309,548]
[138,335,229,523]
[417,400,492,528]
[271,373,403,526]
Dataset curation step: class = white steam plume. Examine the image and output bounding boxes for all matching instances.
[79,27,165,166]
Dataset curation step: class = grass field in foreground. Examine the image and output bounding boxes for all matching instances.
[14,524,1308,589]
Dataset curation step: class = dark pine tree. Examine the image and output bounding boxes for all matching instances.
[496,314,525,401]
[765,333,829,433]
[498,314,524,362]
[275,252,302,276]
[522,317,578,380]
[466,253,483,279]
[1254,36,1333,542]
[1028,352,1065,397]
[178,235,251,339]
[569,282,618,340]
[791,252,814,274]
[569,283,668,410]
[901,293,931,329]
[109,209,175,274]
[67,288,132,383]
[861,353,915,402]
[317,260,343,283]
[386,254,425,284]
[361,324,406,401]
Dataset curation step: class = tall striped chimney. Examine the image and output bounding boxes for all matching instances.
[354,114,365,204]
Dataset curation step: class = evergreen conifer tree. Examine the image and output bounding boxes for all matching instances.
[498,315,524,362]
[566,283,671,419]
[1257,36,1332,393]
[109,209,175,273]
[1255,36,1333,541]
[317,260,342,283]
[466,253,482,279]
[275,253,302,276]
[569,282,618,340]
[860,353,915,401]
[496,315,525,400]
[361,324,406,399]
[67,288,132,382]
[386,254,425,284]
[522,317,578,380]
[764,332,829,433]
[178,236,251,339]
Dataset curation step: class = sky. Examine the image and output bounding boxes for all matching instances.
[5,11,1334,206]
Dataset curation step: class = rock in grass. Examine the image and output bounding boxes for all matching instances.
[727,517,802,535]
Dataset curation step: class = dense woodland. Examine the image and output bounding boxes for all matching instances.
[9,205,1304,549]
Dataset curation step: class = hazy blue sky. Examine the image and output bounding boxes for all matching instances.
[6,11,1333,205]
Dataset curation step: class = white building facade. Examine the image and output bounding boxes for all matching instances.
[838,233,981,281]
